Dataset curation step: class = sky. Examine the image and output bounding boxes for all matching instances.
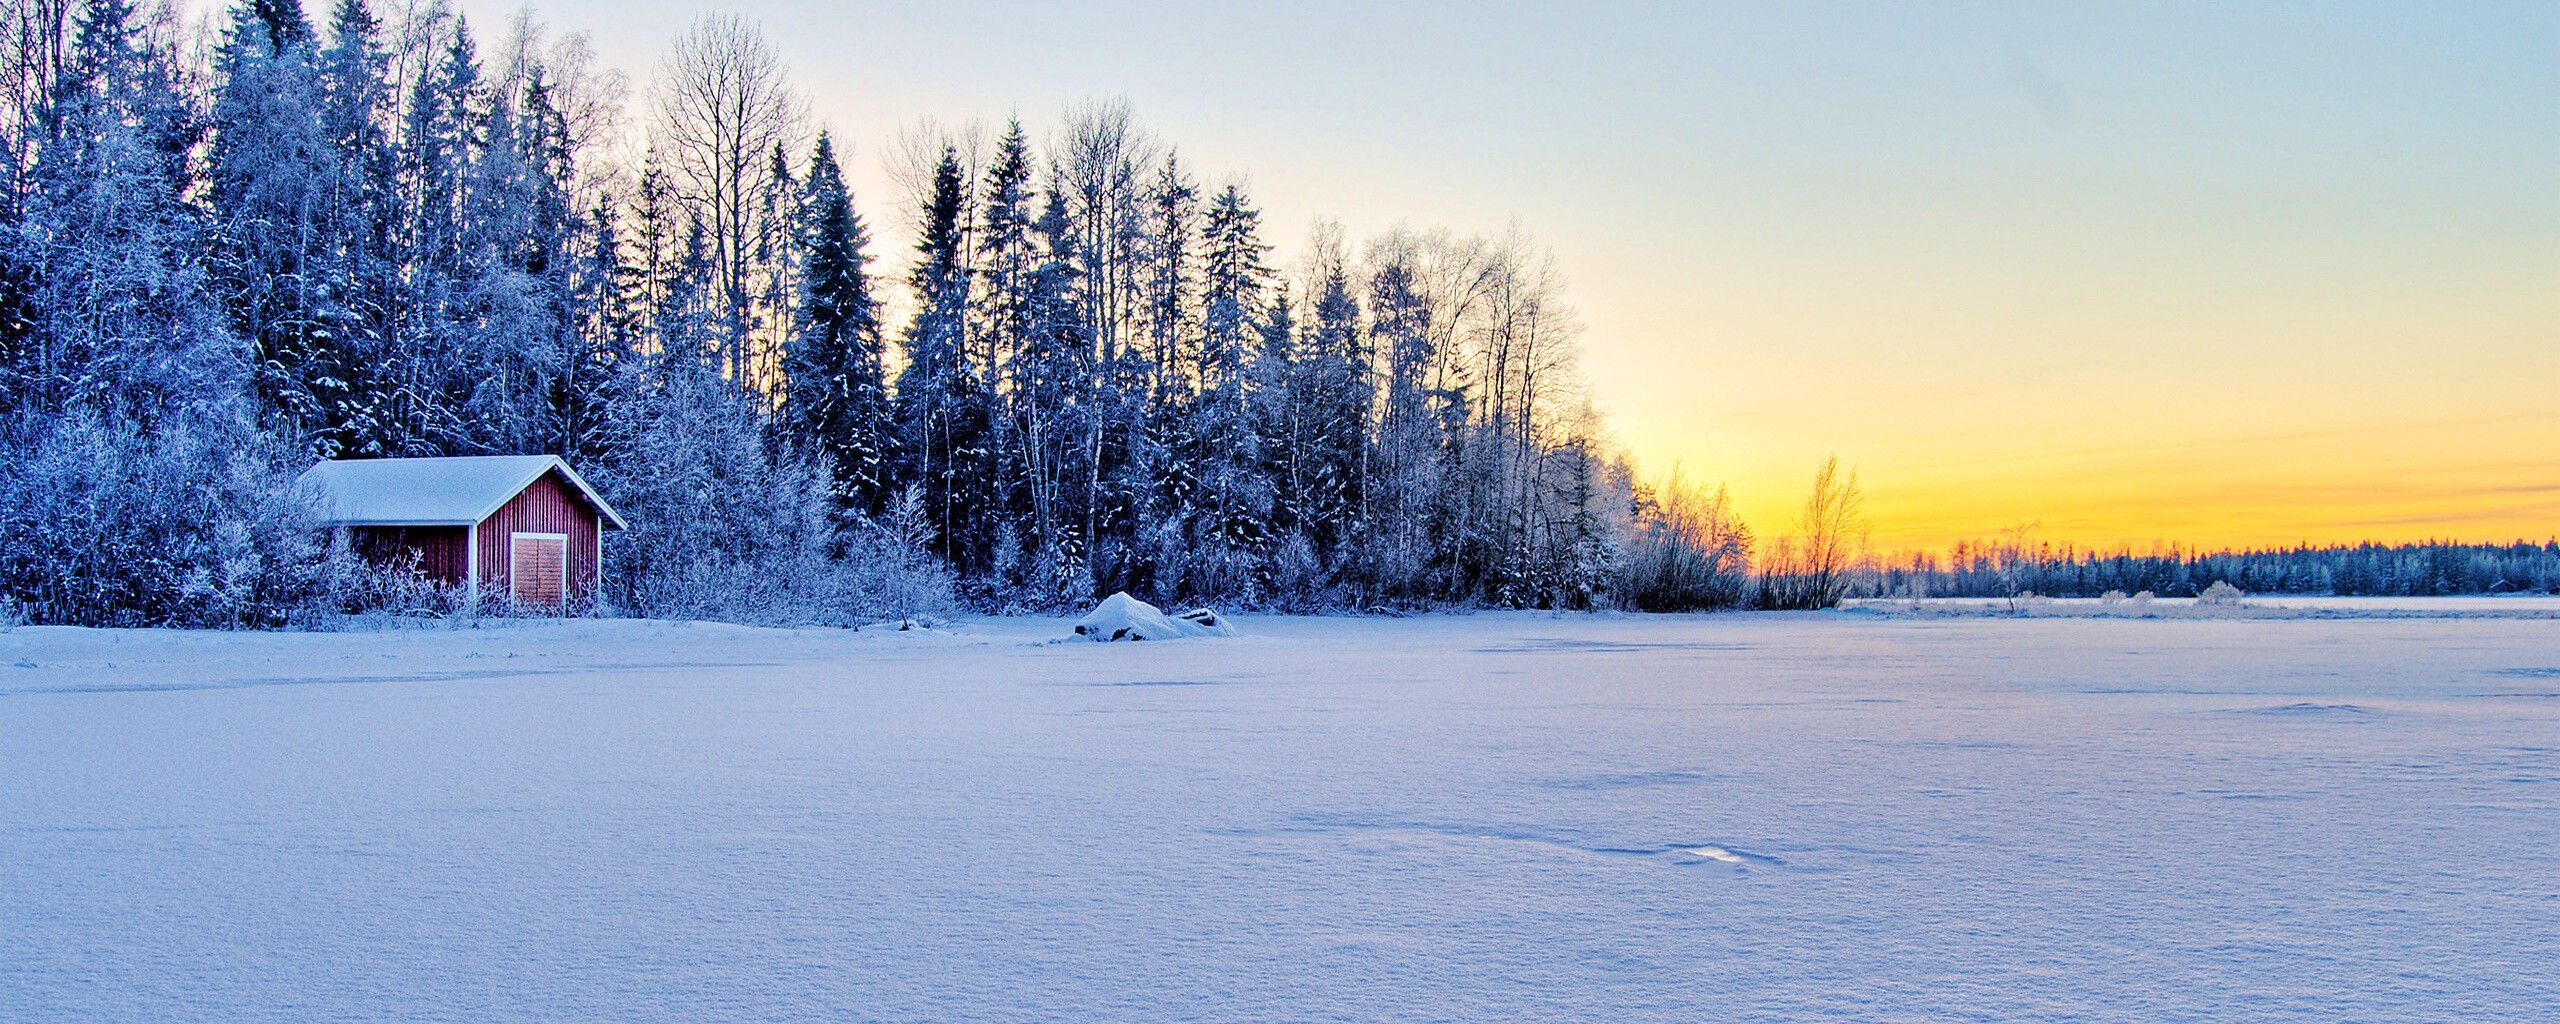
[442,0,2559,551]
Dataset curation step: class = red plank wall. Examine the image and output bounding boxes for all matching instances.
[474,471,601,603]
[351,526,469,585]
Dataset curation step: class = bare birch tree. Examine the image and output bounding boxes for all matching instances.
[650,13,802,390]
[1762,455,1869,608]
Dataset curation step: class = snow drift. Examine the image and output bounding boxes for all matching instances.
[1072,592,1236,641]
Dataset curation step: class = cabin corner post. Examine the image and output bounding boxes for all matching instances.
[465,522,481,611]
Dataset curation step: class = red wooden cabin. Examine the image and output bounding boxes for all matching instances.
[299,456,628,611]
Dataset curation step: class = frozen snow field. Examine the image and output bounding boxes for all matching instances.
[5,612,2557,1022]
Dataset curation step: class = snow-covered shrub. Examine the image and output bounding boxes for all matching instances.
[2099,589,2128,605]
[592,360,953,627]
[322,551,478,628]
[0,414,338,628]
[2129,590,2157,614]
[1261,532,1327,612]
[0,594,24,631]
[1618,471,1753,612]
[845,486,958,625]
[2197,580,2246,606]
[1754,458,1868,610]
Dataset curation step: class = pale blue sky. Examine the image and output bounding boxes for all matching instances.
[448,0,2560,546]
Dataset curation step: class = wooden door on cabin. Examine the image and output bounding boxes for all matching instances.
[510,532,568,610]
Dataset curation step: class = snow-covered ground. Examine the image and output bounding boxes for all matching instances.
[6,611,2557,1022]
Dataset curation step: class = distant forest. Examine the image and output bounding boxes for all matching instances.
[1874,539,2560,599]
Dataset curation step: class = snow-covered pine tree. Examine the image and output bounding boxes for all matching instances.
[1007,191,1100,602]
[1285,245,1373,571]
[450,77,535,452]
[1249,284,1326,603]
[1097,150,1196,597]
[894,146,993,573]
[242,0,310,48]
[208,0,341,450]
[1139,152,1196,381]
[1041,101,1160,596]
[312,0,402,455]
[970,119,1040,589]
[384,16,485,455]
[1179,181,1275,600]
[560,194,636,466]
[18,0,244,425]
[974,119,1035,378]
[654,215,716,349]
[779,131,892,514]
[498,70,593,461]
[627,157,676,321]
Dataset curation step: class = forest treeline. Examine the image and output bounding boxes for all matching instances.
[1873,538,2560,600]
[0,0,1773,626]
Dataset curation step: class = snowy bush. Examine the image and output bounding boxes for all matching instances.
[592,360,954,627]
[2197,581,2247,606]
[321,552,483,628]
[1755,458,1868,611]
[845,486,960,625]
[1618,471,1752,612]
[1261,532,1328,612]
[2099,590,2128,605]
[0,415,339,628]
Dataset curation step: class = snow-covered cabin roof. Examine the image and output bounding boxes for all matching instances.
[298,456,627,530]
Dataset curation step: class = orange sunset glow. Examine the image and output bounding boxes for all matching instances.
[438,0,2553,555]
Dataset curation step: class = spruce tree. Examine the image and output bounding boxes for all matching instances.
[1011,192,1100,601]
[895,147,990,571]
[560,195,634,465]
[1180,182,1274,599]
[245,0,311,49]
[384,17,485,454]
[1291,264,1373,558]
[780,132,891,514]
[20,0,242,425]
[975,119,1035,375]
[751,140,799,392]
[490,71,585,458]
[209,0,336,447]
[314,0,400,454]
[972,120,1039,584]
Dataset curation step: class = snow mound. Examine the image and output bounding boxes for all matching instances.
[1072,593,1236,641]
